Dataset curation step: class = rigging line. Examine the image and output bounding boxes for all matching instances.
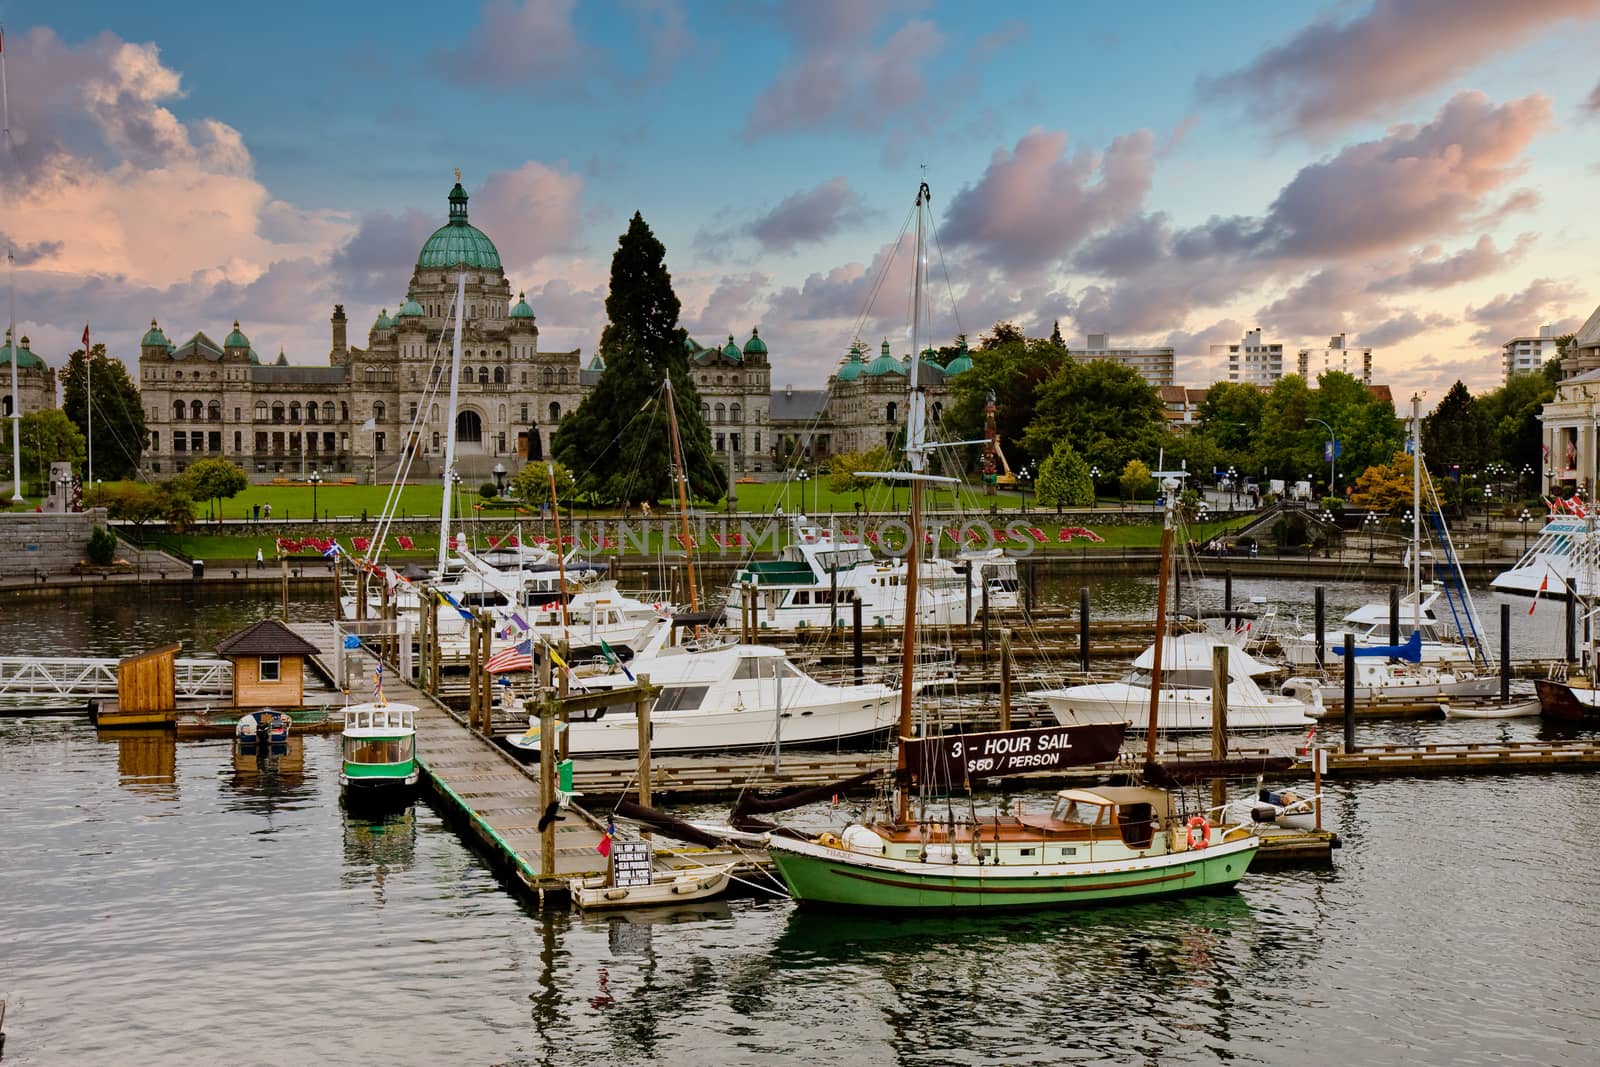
[926,214,965,341]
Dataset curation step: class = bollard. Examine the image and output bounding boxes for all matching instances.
[1314,586,1325,669]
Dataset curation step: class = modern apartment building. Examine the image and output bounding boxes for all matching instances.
[1502,324,1559,382]
[1079,334,1175,388]
[1297,333,1372,384]
[1213,328,1283,386]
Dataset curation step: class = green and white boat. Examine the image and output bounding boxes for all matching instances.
[339,702,419,808]
[765,179,1259,912]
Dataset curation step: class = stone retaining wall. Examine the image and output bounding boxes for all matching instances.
[0,509,109,578]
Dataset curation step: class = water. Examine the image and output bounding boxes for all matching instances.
[3,586,1599,1065]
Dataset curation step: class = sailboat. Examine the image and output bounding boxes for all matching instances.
[764,182,1261,911]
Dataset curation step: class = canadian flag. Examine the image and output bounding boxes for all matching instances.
[1530,571,1549,615]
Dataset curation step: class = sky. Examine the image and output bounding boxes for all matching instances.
[4,0,1600,401]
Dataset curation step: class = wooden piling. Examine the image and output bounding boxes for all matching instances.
[1389,586,1400,647]
[538,695,557,878]
[1210,643,1229,813]
[1223,570,1233,631]
[981,584,990,658]
[468,613,481,726]
[1500,602,1511,702]
[1079,587,1090,674]
[999,628,1012,731]
[852,597,864,686]
[356,567,368,622]
[635,673,653,814]
[480,615,494,732]
[1314,586,1325,669]
[1343,632,1356,754]
[380,579,393,663]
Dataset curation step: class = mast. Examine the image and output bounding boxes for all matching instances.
[436,271,467,575]
[894,180,933,822]
[1411,394,1422,631]
[663,374,700,616]
[86,325,93,489]
[547,461,570,637]
[1144,479,1176,764]
[2,29,20,502]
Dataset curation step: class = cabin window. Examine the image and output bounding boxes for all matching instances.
[655,686,709,712]
[733,657,772,680]
[791,591,811,605]
[259,656,281,682]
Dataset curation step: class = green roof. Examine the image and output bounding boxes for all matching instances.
[917,347,946,374]
[721,335,743,362]
[510,292,535,319]
[373,309,393,331]
[684,336,703,353]
[417,180,503,270]
[587,351,606,371]
[742,327,767,356]
[0,332,44,369]
[141,320,168,347]
[864,339,905,377]
[224,321,250,349]
[836,341,865,382]
[943,338,973,375]
[398,292,424,318]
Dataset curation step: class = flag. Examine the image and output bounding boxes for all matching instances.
[548,646,570,671]
[486,639,533,674]
[82,324,90,349]
[596,816,615,857]
[1530,571,1549,615]
[322,541,341,559]
[510,612,529,631]
[437,589,474,622]
[599,637,634,681]
[360,416,376,432]
[374,662,385,703]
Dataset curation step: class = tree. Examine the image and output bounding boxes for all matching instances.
[1477,372,1553,481]
[62,344,147,481]
[1306,370,1404,492]
[512,459,576,509]
[1049,319,1065,348]
[1422,380,1491,473]
[1119,458,1152,502]
[1349,451,1414,511]
[826,446,892,510]
[1035,440,1093,508]
[554,212,723,505]
[85,480,165,528]
[0,409,86,495]
[1255,375,1314,480]
[177,457,249,521]
[1022,359,1166,477]
[978,321,1026,350]
[944,333,1068,468]
[157,481,197,548]
[1196,382,1266,465]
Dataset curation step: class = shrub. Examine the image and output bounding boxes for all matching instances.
[87,525,118,566]
[479,482,499,500]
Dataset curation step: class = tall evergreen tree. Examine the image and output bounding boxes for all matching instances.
[1422,380,1491,473]
[62,344,146,481]
[554,213,723,505]
[1049,319,1065,349]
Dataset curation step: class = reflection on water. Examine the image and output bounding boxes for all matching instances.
[341,808,418,901]
[103,728,177,799]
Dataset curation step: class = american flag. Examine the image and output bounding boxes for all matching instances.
[486,639,534,674]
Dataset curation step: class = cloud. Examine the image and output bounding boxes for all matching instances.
[519,278,606,351]
[941,127,1155,273]
[683,272,772,340]
[1588,79,1600,115]
[1360,311,1455,347]
[744,2,944,139]
[471,162,586,267]
[625,0,698,82]
[0,234,65,267]
[328,209,441,306]
[1409,352,1506,396]
[1367,234,1534,293]
[1073,213,1169,277]
[971,18,1027,62]
[1262,92,1551,259]
[1465,278,1582,345]
[1201,0,1600,135]
[747,178,871,253]
[434,0,593,87]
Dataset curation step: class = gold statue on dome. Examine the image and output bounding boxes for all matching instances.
[454,167,461,182]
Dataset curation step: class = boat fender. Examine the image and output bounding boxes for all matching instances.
[1186,816,1211,850]
[1250,805,1278,824]
[815,832,844,849]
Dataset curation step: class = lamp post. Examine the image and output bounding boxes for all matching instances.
[1484,483,1493,524]
[798,468,812,516]
[1520,508,1532,553]
[1364,510,1379,563]
[1321,508,1336,558]
[1309,417,1337,496]
[309,469,321,523]
[1520,463,1532,501]
[1227,464,1237,509]
[1019,465,1031,512]
[1090,465,1100,509]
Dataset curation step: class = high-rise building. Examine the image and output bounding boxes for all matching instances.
[1213,328,1283,386]
[1502,324,1560,382]
[1297,333,1372,384]
[1078,333,1175,387]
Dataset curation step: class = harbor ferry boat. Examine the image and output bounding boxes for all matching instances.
[339,702,419,807]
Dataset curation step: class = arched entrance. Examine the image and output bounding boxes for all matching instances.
[455,410,484,449]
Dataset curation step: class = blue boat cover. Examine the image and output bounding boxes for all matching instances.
[1333,630,1422,662]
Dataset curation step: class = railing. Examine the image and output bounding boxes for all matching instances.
[0,657,232,699]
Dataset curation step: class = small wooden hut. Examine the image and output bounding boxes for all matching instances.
[216,619,320,708]
[105,643,182,727]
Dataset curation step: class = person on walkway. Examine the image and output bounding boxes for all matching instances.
[256,548,264,571]
[263,503,272,519]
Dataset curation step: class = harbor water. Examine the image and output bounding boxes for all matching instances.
[2,581,1598,1065]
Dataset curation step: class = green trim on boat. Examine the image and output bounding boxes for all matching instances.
[343,760,417,778]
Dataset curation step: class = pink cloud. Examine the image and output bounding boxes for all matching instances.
[942,127,1155,273]
[747,178,872,253]
[471,162,586,268]
[1368,234,1534,293]
[1203,0,1600,135]
[434,0,593,87]
[1465,278,1583,345]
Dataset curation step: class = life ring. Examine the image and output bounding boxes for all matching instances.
[1186,816,1211,851]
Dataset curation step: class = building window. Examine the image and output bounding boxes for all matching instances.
[341,402,349,422]
[558,367,568,386]
[375,432,386,453]
[208,431,221,453]
[272,402,285,423]
[520,403,529,421]
[478,367,488,385]
[373,402,387,423]
[190,400,203,421]
[886,402,897,424]
[715,434,725,452]
[493,366,504,384]
[233,407,241,421]
[173,401,185,422]
[151,432,160,452]
[259,656,280,682]
[549,402,561,422]
[233,431,241,452]
[541,367,554,387]
[322,402,334,422]
[255,432,268,452]
[408,402,418,422]
[731,402,741,423]
[289,402,301,423]
[365,366,375,383]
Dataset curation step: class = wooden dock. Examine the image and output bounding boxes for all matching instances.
[1325,739,1600,778]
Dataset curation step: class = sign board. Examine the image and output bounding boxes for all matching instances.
[903,722,1125,785]
[610,840,654,888]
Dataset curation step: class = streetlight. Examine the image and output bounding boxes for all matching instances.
[1309,417,1338,496]
[1019,465,1031,512]
[1227,464,1237,509]
[1090,465,1100,507]
[1364,510,1379,562]
[1519,508,1532,553]
[798,468,811,517]
[1520,464,1533,500]
[1321,508,1336,557]
[309,469,321,522]
[1484,483,1493,524]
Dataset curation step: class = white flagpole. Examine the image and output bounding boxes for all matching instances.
[3,25,22,501]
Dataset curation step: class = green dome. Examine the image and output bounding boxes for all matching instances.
[721,335,743,362]
[0,331,44,369]
[684,335,703,353]
[275,348,288,366]
[943,338,973,375]
[917,347,946,374]
[141,320,168,347]
[742,327,767,356]
[416,181,503,270]
[835,341,865,382]
[509,292,535,319]
[398,292,424,318]
[865,339,904,377]
[373,308,393,331]
[587,351,606,371]
[224,321,250,349]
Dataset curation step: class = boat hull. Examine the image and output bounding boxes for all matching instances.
[1040,684,1315,732]
[1535,678,1600,721]
[767,835,1258,912]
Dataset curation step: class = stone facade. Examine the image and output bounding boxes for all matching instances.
[686,332,771,475]
[0,509,107,578]
[0,331,58,418]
